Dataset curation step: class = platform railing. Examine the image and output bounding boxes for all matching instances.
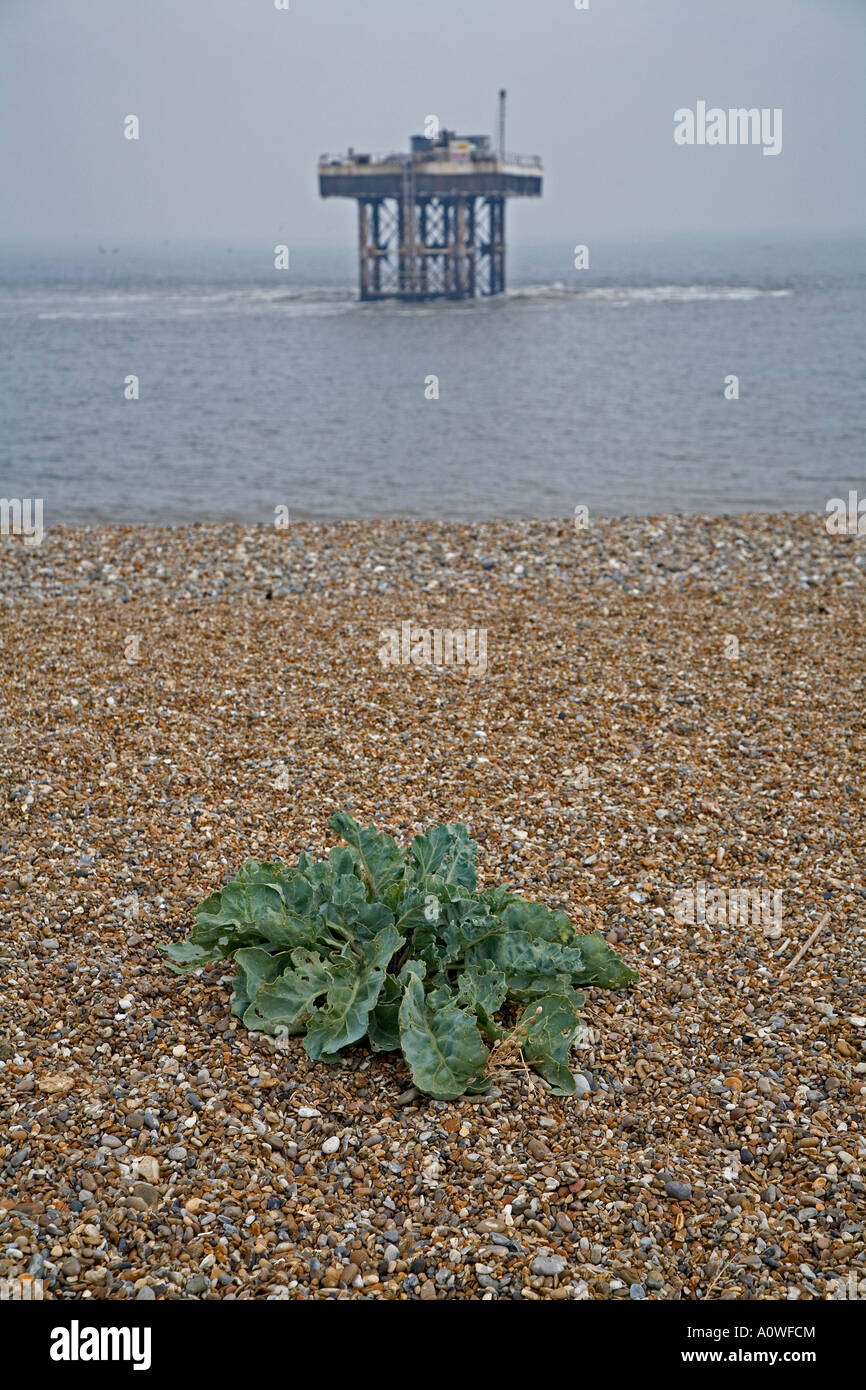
[319,151,542,169]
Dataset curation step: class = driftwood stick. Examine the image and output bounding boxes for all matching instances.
[782,912,831,974]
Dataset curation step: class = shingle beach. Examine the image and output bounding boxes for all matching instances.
[2,514,864,1300]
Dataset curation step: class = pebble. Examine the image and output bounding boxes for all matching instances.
[2,515,863,1304]
[664,1180,692,1201]
[132,1183,160,1207]
[531,1254,567,1277]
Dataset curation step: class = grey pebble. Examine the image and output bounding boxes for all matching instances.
[132,1182,160,1206]
[531,1254,567,1277]
[664,1180,692,1201]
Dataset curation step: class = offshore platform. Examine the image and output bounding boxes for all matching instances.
[318,92,542,301]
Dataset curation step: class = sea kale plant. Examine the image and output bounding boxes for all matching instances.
[165,813,637,1100]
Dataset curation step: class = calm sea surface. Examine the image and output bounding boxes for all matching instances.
[1,237,863,522]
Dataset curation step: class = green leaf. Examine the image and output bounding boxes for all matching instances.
[230,947,294,1018]
[167,813,639,1100]
[398,971,489,1100]
[397,957,426,986]
[570,931,639,988]
[455,960,507,1016]
[243,948,333,1034]
[495,897,580,945]
[182,864,324,959]
[408,824,478,891]
[392,886,438,937]
[163,940,224,973]
[517,992,584,1096]
[327,845,362,878]
[355,925,403,970]
[366,974,402,1052]
[301,928,401,1060]
[328,812,406,898]
[304,955,389,1061]
[464,930,589,997]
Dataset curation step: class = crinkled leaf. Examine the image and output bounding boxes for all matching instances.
[230,947,294,1018]
[168,816,638,1100]
[408,824,478,891]
[163,940,224,973]
[398,971,489,1100]
[355,925,403,971]
[409,920,450,973]
[317,879,396,945]
[367,974,402,1052]
[327,845,362,878]
[570,931,639,988]
[302,927,401,1060]
[516,992,584,1095]
[455,960,507,1016]
[304,957,388,1061]
[496,898,578,946]
[397,957,426,986]
[464,930,589,997]
[355,901,398,940]
[243,948,332,1034]
[178,864,324,960]
[392,886,439,937]
[328,812,406,898]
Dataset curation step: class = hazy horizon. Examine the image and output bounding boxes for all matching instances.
[2,0,864,247]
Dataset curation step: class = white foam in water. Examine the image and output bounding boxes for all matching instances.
[2,282,793,321]
[508,284,793,304]
[1,238,860,521]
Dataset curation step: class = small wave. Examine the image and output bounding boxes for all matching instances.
[6,281,794,321]
[507,283,793,305]
[36,310,131,321]
[2,284,356,317]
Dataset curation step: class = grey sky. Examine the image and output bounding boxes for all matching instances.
[1,0,864,244]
